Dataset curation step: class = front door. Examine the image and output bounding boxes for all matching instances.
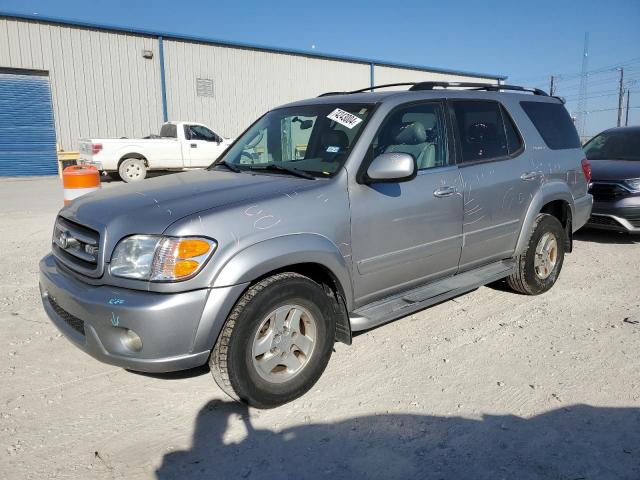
[185,124,227,167]
[349,101,464,306]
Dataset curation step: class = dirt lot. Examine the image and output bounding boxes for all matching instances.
[1,176,639,479]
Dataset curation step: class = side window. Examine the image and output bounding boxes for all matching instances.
[188,125,218,142]
[372,102,447,170]
[501,106,523,154]
[520,101,581,150]
[452,101,509,163]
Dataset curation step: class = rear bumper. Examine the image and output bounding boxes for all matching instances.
[39,254,248,372]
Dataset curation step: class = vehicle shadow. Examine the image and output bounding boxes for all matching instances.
[156,401,640,480]
[574,228,640,245]
[99,170,176,183]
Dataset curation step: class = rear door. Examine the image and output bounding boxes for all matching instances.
[185,124,227,167]
[450,99,537,271]
[349,100,464,306]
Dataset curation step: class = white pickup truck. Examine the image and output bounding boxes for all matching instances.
[78,122,233,182]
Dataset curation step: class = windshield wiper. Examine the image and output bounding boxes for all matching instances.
[247,164,316,180]
[214,160,242,172]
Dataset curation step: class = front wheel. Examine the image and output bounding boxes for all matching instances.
[210,273,336,408]
[507,213,565,295]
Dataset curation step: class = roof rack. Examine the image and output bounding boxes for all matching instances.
[319,81,549,97]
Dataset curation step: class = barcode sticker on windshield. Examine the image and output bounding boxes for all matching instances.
[327,108,363,129]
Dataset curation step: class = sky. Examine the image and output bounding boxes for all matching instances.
[2,0,639,137]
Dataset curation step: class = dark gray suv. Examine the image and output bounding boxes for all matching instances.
[39,82,593,408]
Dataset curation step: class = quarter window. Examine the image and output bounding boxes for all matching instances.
[451,101,510,163]
[371,102,448,170]
[520,101,580,150]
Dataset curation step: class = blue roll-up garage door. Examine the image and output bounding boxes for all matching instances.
[0,70,57,176]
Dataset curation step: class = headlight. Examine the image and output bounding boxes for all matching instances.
[110,235,216,281]
[623,178,640,192]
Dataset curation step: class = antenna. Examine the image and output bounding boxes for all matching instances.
[576,32,589,138]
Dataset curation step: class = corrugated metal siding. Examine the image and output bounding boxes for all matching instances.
[0,18,164,150]
[374,65,498,87]
[0,72,57,176]
[163,40,371,137]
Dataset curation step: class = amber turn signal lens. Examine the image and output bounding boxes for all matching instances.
[178,239,210,259]
[173,260,200,277]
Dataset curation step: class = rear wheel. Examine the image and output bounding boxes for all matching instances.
[507,213,565,295]
[118,157,147,183]
[209,273,336,408]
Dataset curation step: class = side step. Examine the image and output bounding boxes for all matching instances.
[350,260,516,332]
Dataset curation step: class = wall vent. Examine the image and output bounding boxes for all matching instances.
[196,78,214,97]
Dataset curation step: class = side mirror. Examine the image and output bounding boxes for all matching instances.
[365,152,416,183]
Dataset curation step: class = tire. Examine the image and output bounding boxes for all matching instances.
[507,213,565,295]
[210,272,336,408]
[118,157,147,183]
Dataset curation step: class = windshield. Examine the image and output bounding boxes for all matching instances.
[214,104,373,177]
[584,130,640,161]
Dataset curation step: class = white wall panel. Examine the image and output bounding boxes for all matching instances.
[0,18,163,150]
[163,40,371,137]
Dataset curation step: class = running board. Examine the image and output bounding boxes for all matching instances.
[350,260,516,332]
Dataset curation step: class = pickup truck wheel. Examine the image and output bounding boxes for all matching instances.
[507,213,565,295]
[210,272,336,408]
[118,158,147,183]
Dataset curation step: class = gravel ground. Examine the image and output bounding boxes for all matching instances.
[1,176,639,479]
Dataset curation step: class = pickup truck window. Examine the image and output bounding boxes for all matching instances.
[160,124,177,138]
[217,104,373,177]
[186,125,219,142]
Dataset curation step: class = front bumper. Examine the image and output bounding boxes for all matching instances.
[586,198,640,234]
[39,254,248,372]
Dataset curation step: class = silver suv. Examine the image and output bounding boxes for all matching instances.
[39,82,593,408]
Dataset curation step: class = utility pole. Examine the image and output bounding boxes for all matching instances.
[617,67,625,127]
[549,75,555,96]
[576,33,589,137]
[625,89,630,126]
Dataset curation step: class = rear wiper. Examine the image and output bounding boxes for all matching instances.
[214,160,241,173]
[247,164,316,180]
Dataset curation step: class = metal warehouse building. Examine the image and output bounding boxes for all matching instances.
[0,13,505,176]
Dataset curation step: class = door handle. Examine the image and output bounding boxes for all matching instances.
[191,143,197,148]
[520,171,540,181]
[433,186,456,198]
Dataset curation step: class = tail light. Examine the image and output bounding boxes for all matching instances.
[581,158,591,183]
[92,143,103,155]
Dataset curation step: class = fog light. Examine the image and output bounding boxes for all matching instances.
[121,329,143,352]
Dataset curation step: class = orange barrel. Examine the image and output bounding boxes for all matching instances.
[62,165,101,205]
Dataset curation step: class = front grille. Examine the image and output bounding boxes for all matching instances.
[587,215,621,227]
[52,216,101,276]
[589,182,627,201]
[48,297,85,336]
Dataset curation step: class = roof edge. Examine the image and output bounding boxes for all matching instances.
[0,11,507,81]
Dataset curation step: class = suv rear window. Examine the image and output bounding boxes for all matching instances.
[520,101,580,150]
[451,100,513,163]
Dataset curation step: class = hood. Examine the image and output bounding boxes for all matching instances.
[61,169,314,247]
[589,159,640,182]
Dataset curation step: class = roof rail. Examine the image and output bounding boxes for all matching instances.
[409,81,548,96]
[319,81,549,97]
[318,83,417,97]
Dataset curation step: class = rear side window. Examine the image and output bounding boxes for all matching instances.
[451,100,510,163]
[160,123,177,138]
[520,101,580,150]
